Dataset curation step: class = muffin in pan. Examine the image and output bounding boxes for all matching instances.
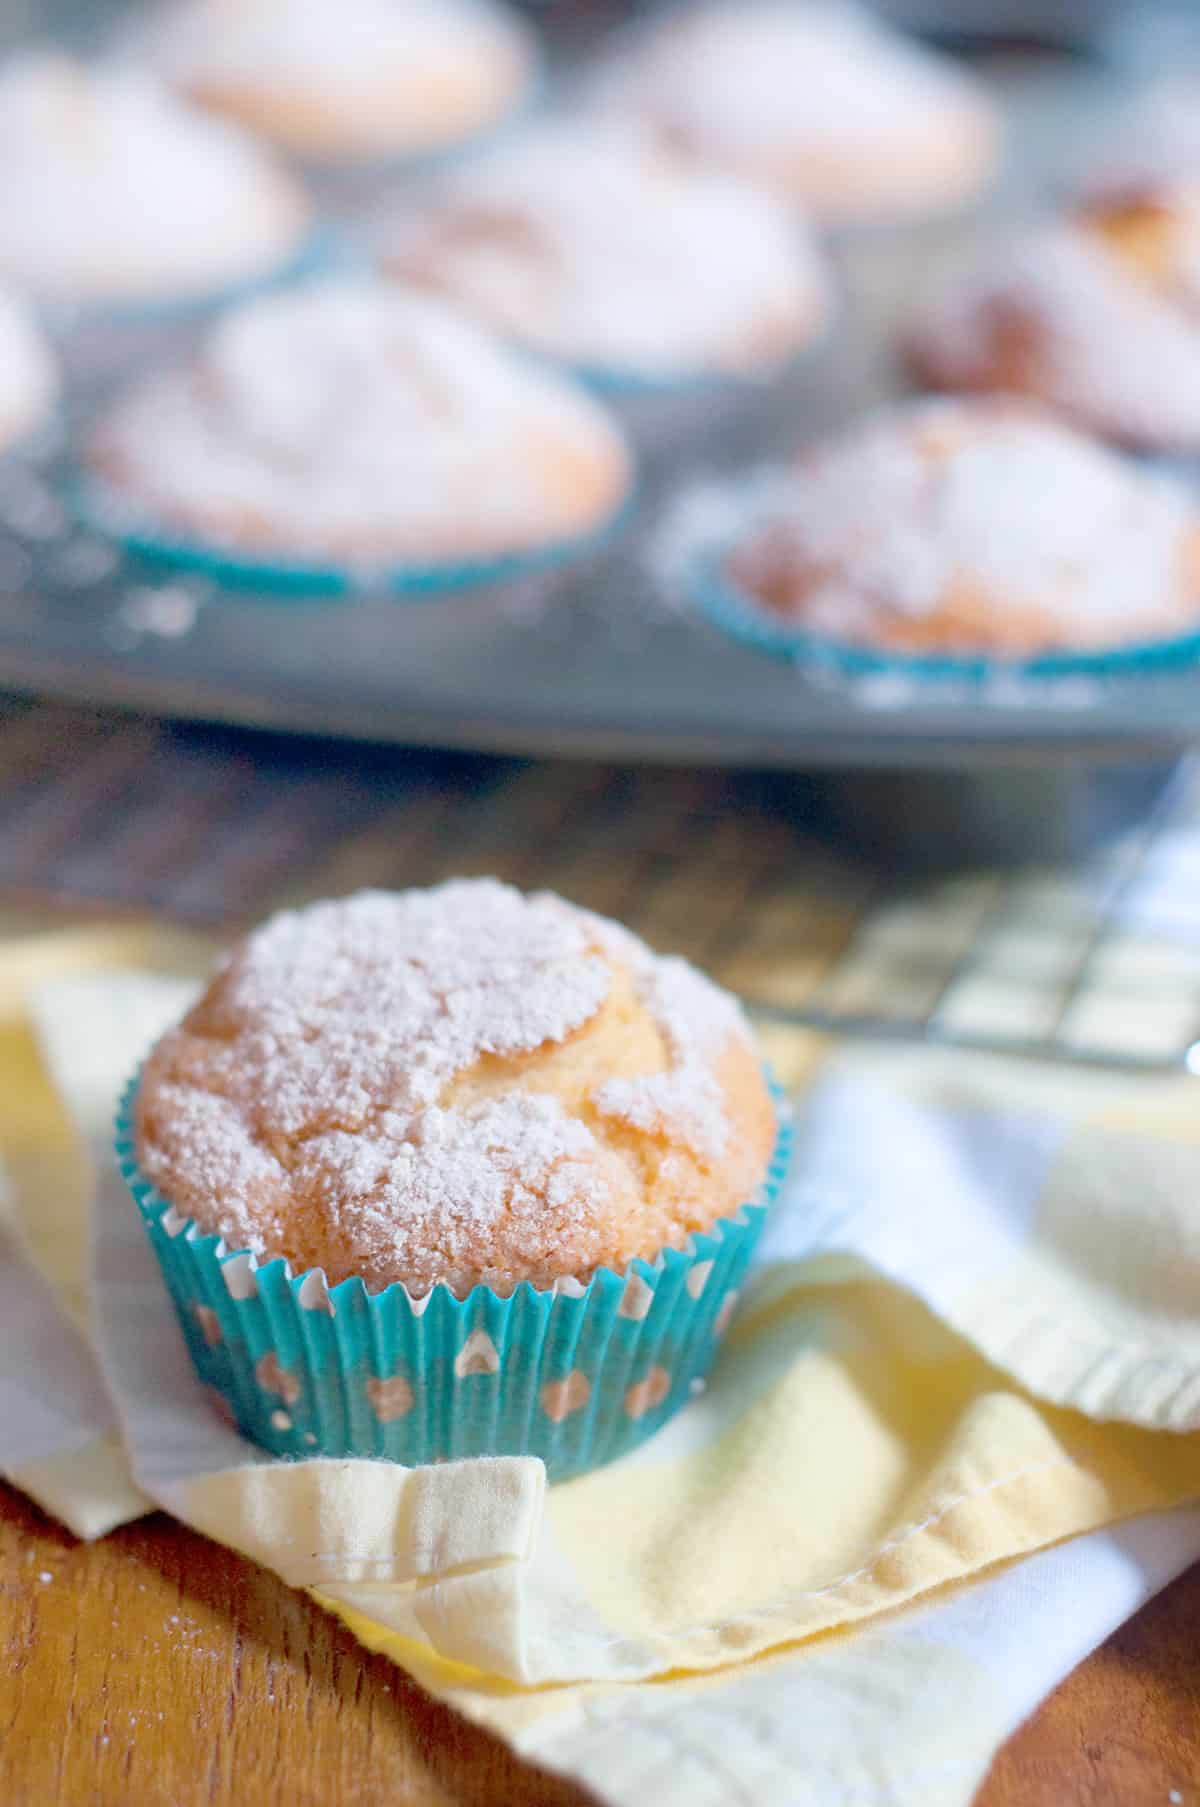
[80,278,634,593]
[909,182,1200,455]
[0,284,56,451]
[1082,74,1200,198]
[605,0,1000,225]
[384,121,831,390]
[695,398,1200,676]
[118,880,787,1473]
[134,0,539,168]
[0,52,311,309]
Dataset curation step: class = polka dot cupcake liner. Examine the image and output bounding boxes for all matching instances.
[692,546,1200,683]
[71,476,636,601]
[114,1074,790,1480]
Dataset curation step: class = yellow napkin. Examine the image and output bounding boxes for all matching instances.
[4,927,1200,1807]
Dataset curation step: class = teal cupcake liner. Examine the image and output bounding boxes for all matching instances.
[71,475,635,600]
[114,1075,790,1479]
[692,546,1200,684]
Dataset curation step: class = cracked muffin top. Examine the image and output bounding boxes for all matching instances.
[134,879,777,1294]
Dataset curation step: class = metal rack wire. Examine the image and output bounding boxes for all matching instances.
[751,759,1200,1072]
[6,698,1200,1074]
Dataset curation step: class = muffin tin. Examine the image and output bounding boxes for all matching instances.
[2,10,1199,775]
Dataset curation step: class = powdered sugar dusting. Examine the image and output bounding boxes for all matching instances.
[581,907,747,1157]
[609,0,996,217]
[137,0,530,101]
[915,201,1200,450]
[0,51,307,302]
[87,278,631,561]
[130,0,536,163]
[136,880,761,1291]
[207,882,611,1126]
[292,1093,605,1263]
[1084,76,1200,197]
[717,400,1200,646]
[387,120,828,375]
[0,281,55,449]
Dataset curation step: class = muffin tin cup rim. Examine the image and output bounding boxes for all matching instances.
[114,1066,792,1312]
[69,472,638,600]
[690,543,1200,683]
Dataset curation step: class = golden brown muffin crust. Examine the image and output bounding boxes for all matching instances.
[134,881,776,1294]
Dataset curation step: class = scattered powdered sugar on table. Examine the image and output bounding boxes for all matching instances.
[87,279,631,563]
[137,880,755,1288]
[386,120,828,374]
[0,52,307,301]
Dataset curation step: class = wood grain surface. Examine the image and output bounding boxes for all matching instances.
[1,1482,1197,1807]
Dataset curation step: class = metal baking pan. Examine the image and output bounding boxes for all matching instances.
[1,11,1197,781]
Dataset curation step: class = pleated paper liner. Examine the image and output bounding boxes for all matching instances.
[71,474,636,601]
[691,546,1200,684]
[115,1076,791,1480]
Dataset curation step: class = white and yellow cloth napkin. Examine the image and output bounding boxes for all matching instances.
[3,929,1200,1807]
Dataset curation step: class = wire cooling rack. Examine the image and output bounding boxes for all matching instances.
[4,696,1200,1073]
[756,756,1200,1073]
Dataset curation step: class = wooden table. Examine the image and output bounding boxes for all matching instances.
[1,698,1198,1803]
[1,1484,1197,1806]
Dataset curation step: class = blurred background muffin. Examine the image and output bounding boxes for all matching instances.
[383,121,831,387]
[712,399,1200,659]
[909,181,1200,452]
[0,50,310,307]
[83,277,634,580]
[0,281,55,448]
[604,0,1001,223]
[132,0,540,166]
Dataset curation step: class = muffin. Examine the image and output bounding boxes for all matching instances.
[0,284,56,450]
[606,0,999,224]
[703,399,1200,668]
[135,0,538,167]
[118,881,786,1471]
[384,122,831,386]
[909,183,1200,454]
[82,278,634,589]
[0,51,310,308]
[1081,75,1200,198]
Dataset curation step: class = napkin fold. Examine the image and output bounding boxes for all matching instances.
[3,933,1200,1807]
